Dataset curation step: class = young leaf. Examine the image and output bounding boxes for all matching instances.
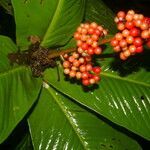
[0,35,42,143]
[28,86,141,150]
[12,0,85,50]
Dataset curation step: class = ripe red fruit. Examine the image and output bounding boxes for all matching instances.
[92,67,101,74]
[81,43,89,50]
[94,47,102,54]
[82,72,89,79]
[125,21,134,29]
[133,37,143,47]
[136,46,143,53]
[130,27,140,37]
[119,39,127,48]
[82,79,90,86]
[111,39,118,47]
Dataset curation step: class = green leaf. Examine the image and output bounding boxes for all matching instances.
[0,35,42,143]
[85,0,117,34]
[44,47,150,140]
[28,86,141,150]
[12,0,85,49]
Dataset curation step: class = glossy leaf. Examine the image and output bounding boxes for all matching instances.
[12,0,85,49]
[44,44,150,140]
[28,86,141,150]
[85,0,117,34]
[0,35,42,143]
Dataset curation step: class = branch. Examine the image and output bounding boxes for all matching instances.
[47,37,113,59]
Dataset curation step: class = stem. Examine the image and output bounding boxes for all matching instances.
[98,37,114,45]
[48,48,76,59]
[47,37,113,59]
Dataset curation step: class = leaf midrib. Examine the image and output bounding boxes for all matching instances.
[101,72,150,88]
[41,0,64,46]
[47,87,87,150]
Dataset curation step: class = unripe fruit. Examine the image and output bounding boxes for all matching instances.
[126,36,134,44]
[119,39,127,48]
[122,29,130,37]
[120,52,127,60]
[117,11,126,18]
[117,23,125,31]
[69,70,76,77]
[115,33,123,41]
[141,30,149,39]
[129,45,136,53]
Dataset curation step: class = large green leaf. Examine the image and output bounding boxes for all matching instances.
[85,0,117,34]
[0,35,42,143]
[12,0,85,49]
[44,44,150,140]
[28,86,141,150]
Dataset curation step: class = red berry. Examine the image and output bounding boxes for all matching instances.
[113,45,121,52]
[125,14,134,22]
[125,21,134,29]
[141,30,149,39]
[87,48,94,55]
[89,78,96,84]
[120,52,127,60]
[92,67,101,74]
[63,61,70,68]
[86,64,92,71]
[117,22,125,31]
[130,27,140,37]
[111,39,119,47]
[126,36,134,44]
[122,29,130,37]
[93,75,100,82]
[117,11,126,19]
[80,65,86,72]
[129,45,136,53]
[82,72,89,79]
[136,46,143,53]
[82,79,90,86]
[64,68,70,75]
[119,39,127,48]
[73,60,80,67]
[69,70,76,77]
[81,43,89,50]
[76,72,82,79]
[94,47,102,55]
[133,37,143,47]
[115,33,123,41]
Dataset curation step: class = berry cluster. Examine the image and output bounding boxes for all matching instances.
[62,22,107,86]
[111,10,150,60]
